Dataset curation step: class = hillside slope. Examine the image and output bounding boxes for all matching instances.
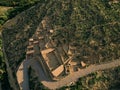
[1,0,120,89]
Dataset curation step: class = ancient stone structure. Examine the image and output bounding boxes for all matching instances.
[25,19,85,80]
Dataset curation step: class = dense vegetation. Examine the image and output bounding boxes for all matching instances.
[0,0,40,6]
[1,0,120,90]
[0,0,45,26]
[0,36,3,77]
[48,0,120,64]
[0,35,12,90]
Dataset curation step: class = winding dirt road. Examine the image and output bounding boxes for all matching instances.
[16,58,120,90]
[16,58,50,90]
[42,59,120,89]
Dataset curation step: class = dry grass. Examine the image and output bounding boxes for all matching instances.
[0,6,12,15]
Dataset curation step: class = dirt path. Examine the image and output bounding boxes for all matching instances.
[16,58,120,90]
[16,58,50,90]
[41,59,120,89]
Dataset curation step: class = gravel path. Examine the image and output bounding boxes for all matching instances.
[16,59,120,90]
